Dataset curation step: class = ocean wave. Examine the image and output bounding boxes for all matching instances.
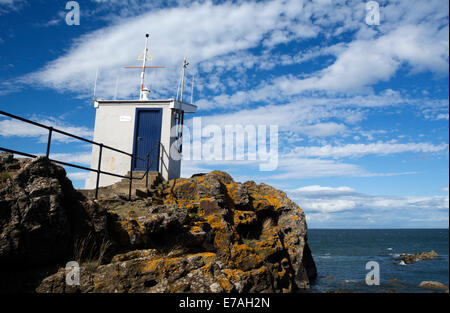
[389,253,400,258]
[315,255,331,259]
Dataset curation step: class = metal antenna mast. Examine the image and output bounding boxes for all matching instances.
[124,34,165,100]
[180,57,189,103]
[174,57,189,154]
[139,34,149,100]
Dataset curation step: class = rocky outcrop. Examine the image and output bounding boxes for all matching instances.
[0,154,108,266]
[0,153,316,293]
[398,250,438,264]
[418,281,448,291]
[0,153,111,292]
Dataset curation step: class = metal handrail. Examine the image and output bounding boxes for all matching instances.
[128,140,162,198]
[0,110,160,200]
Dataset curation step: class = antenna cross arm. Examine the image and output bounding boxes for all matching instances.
[124,66,165,69]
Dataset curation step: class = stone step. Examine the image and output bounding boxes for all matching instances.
[78,171,162,199]
[114,176,160,189]
[78,187,149,199]
[125,171,160,179]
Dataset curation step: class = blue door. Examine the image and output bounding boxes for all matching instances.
[133,108,162,171]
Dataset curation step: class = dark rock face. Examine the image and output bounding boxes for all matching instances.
[0,153,109,292]
[0,153,316,293]
[0,154,107,266]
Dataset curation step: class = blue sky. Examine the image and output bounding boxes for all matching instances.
[0,0,448,228]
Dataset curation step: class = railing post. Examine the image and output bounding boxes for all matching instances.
[129,156,133,201]
[46,127,53,158]
[95,144,103,200]
[158,141,161,173]
[145,154,150,189]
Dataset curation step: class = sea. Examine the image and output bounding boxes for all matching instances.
[307,229,449,293]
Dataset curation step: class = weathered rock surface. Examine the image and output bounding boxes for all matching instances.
[0,153,111,292]
[398,250,438,264]
[0,154,107,266]
[1,153,316,293]
[418,281,448,291]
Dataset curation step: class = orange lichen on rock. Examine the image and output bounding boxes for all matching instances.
[27,167,316,294]
[233,210,256,226]
[140,258,164,275]
[230,244,263,271]
[111,249,158,262]
[252,226,284,260]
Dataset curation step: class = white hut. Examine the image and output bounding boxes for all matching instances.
[85,35,196,189]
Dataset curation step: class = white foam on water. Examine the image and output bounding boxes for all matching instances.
[316,255,331,259]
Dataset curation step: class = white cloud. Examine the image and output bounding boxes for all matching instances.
[296,122,347,137]
[22,0,320,99]
[293,185,355,194]
[190,94,447,152]
[0,115,93,142]
[195,83,430,112]
[49,152,92,165]
[14,0,447,100]
[288,185,449,227]
[287,43,346,65]
[195,97,367,129]
[421,99,450,121]
[258,24,449,95]
[0,0,24,15]
[38,10,67,28]
[179,153,417,181]
[291,142,448,159]
[270,158,365,179]
[67,171,91,181]
[180,163,213,178]
[0,0,20,5]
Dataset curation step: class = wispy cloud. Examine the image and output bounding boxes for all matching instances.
[49,152,91,165]
[21,0,313,99]
[14,0,448,99]
[0,115,93,142]
[290,142,449,159]
[282,24,449,93]
[67,171,90,181]
[288,185,449,228]
[0,0,448,229]
[0,0,25,15]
